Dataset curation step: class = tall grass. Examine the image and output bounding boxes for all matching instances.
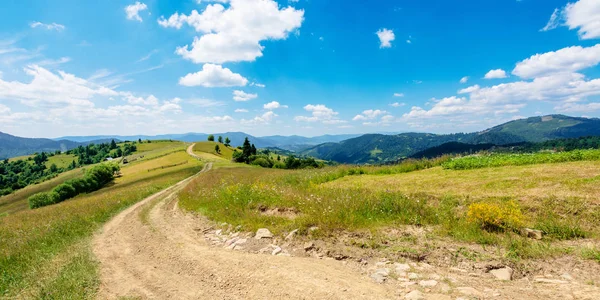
[443,149,600,170]
[0,152,203,298]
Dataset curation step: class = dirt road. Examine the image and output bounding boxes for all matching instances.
[92,145,395,299]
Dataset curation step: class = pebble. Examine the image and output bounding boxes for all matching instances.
[490,267,513,281]
[255,228,273,239]
[418,279,438,287]
[404,290,425,300]
[303,242,315,251]
[408,273,420,280]
[395,263,411,272]
[370,268,390,283]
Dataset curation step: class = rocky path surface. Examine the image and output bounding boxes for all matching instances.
[92,146,395,299]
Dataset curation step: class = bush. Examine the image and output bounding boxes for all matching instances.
[467,200,525,232]
[28,191,59,209]
[54,183,77,201]
[251,157,272,168]
[27,163,120,209]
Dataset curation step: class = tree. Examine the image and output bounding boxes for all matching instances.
[242,137,252,159]
[218,136,223,143]
[3,159,8,164]
[50,163,58,173]
[138,138,142,143]
[208,135,215,142]
[277,155,281,161]
[224,137,231,147]
[251,144,257,156]
[215,144,221,154]
[110,139,117,149]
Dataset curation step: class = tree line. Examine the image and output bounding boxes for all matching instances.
[0,140,135,196]
[28,163,120,209]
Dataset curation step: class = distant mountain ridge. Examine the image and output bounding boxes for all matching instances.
[301,115,600,164]
[0,132,117,159]
[53,132,362,151]
[4,114,600,161]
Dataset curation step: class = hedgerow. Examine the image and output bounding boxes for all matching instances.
[28,164,120,209]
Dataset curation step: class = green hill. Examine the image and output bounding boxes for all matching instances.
[303,115,600,164]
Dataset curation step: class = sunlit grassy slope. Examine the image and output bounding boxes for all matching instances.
[193,141,236,160]
[180,157,600,261]
[0,144,203,298]
[0,168,86,215]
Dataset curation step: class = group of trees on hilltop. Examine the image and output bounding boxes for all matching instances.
[0,140,136,196]
[66,141,136,166]
[207,135,231,147]
[232,137,323,169]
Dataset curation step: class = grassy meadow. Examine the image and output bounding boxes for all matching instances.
[0,146,203,298]
[193,141,236,160]
[179,154,600,262]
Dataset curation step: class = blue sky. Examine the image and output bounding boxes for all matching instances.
[0,0,599,138]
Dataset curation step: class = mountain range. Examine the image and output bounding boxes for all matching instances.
[2,115,600,162]
[300,115,600,164]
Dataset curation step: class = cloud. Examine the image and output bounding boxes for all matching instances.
[390,102,405,107]
[187,98,225,107]
[294,104,341,123]
[460,76,469,84]
[458,84,480,94]
[353,109,389,121]
[125,2,148,22]
[159,0,304,64]
[250,82,266,88]
[179,64,248,87]
[0,104,10,114]
[234,108,248,113]
[376,28,395,48]
[233,90,257,102]
[263,101,287,110]
[123,94,159,106]
[30,22,65,31]
[241,111,277,125]
[484,69,507,79]
[393,93,404,97]
[35,57,71,67]
[136,49,158,63]
[541,8,561,32]
[0,65,117,107]
[512,44,600,79]
[541,0,600,39]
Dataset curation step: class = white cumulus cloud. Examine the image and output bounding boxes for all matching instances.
[179,64,248,87]
[159,0,304,64]
[376,28,395,48]
[125,2,148,22]
[484,69,508,79]
[512,44,600,79]
[263,101,287,110]
[233,90,257,102]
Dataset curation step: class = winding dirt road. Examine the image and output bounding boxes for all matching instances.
[92,144,394,299]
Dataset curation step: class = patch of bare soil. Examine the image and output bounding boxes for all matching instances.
[92,163,395,299]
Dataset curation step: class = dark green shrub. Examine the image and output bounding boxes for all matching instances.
[54,183,77,201]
